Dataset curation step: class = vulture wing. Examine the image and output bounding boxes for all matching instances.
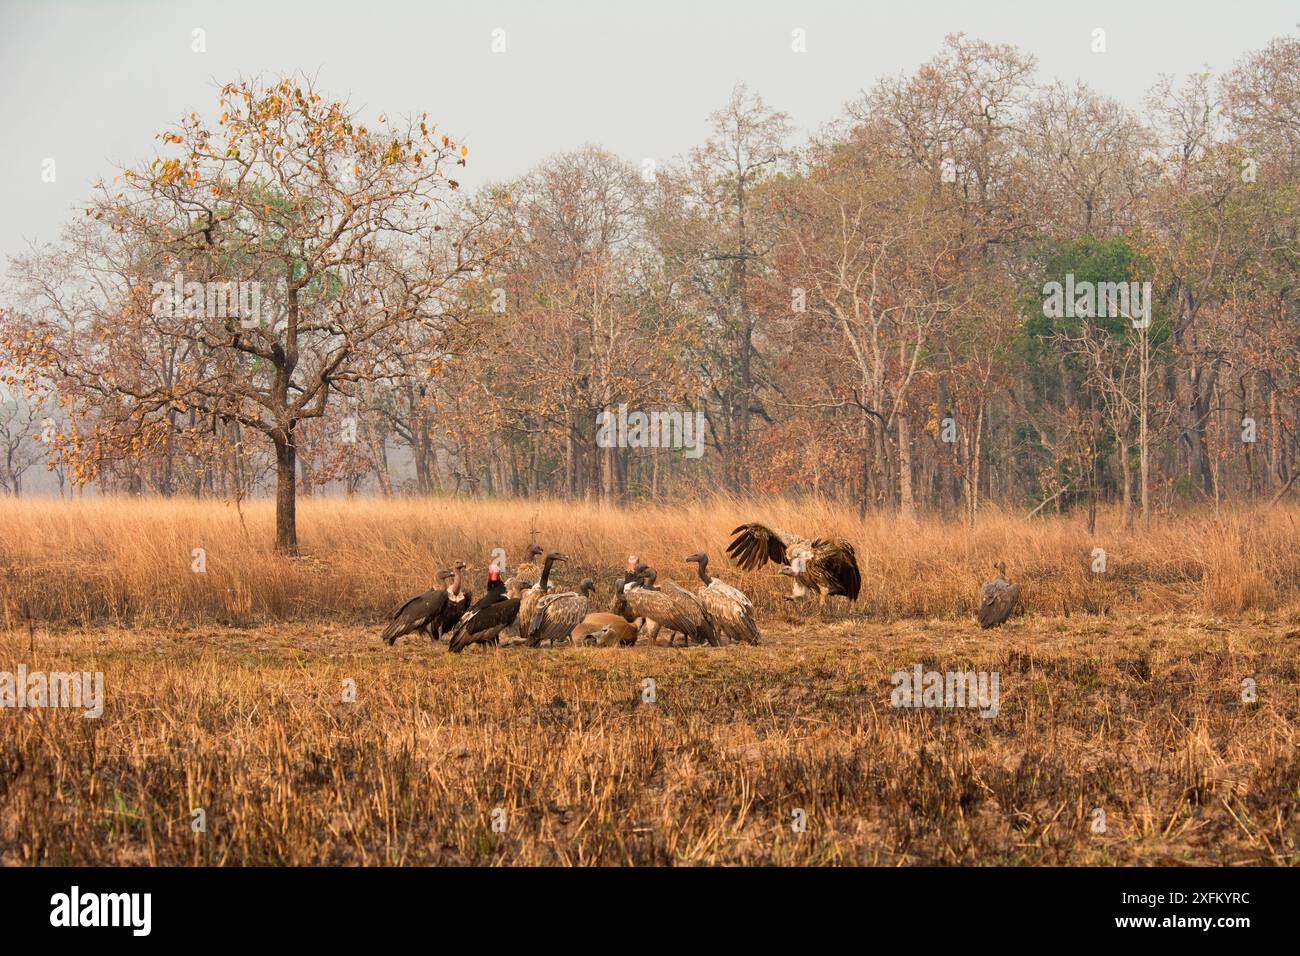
[699,580,760,645]
[449,598,521,653]
[810,538,862,600]
[977,580,1021,629]
[381,588,447,644]
[526,592,589,647]
[659,578,720,646]
[726,523,805,571]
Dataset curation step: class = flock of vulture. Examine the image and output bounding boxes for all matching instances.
[379,522,1023,653]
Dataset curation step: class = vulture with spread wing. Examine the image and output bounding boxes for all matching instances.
[726,523,861,609]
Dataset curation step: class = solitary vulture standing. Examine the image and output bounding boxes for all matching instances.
[518,550,565,639]
[977,560,1021,629]
[615,566,719,647]
[726,523,861,610]
[685,551,760,645]
[448,577,525,652]
[527,579,596,647]
[380,568,453,645]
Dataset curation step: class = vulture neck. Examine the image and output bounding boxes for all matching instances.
[538,557,556,589]
[449,568,463,595]
[694,560,712,585]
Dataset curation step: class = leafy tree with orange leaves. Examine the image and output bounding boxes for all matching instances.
[5,74,504,551]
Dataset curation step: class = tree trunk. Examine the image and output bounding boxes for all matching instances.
[897,412,914,519]
[274,433,299,555]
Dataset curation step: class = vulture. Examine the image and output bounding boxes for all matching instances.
[426,561,472,639]
[518,550,566,639]
[380,568,453,645]
[726,523,861,609]
[527,579,596,647]
[448,577,525,652]
[506,543,545,593]
[615,566,718,647]
[473,564,507,609]
[572,612,640,647]
[685,551,760,645]
[621,554,641,589]
[977,560,1021,629]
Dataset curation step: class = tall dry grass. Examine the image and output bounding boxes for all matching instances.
[1,496,1298,627]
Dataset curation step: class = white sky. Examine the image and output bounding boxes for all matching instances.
[1,0,1297,265]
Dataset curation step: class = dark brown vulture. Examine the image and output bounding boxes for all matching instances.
[526,579,596,647]
[977,560,1021,629]
[685,551,760,645]
[448,577,525,653]
[726,523,861,610]
[614,566,718,647]
[381,568,453,645]
[426,562,472,640]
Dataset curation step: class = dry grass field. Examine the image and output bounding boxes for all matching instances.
[1,497,1298,865]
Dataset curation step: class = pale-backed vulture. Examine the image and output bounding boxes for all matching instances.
[685,551,760,645]
[614,566,718,647]
[527,579,596,647]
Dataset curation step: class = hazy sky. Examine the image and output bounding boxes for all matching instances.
[1,0,1297,265]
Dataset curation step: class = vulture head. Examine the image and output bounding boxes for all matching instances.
[547,550,568,564]
[577,578,597,596]
[777,554,809,577]
[525,544,544,561]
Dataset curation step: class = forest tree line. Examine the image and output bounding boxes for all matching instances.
[2,33,1298,549]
